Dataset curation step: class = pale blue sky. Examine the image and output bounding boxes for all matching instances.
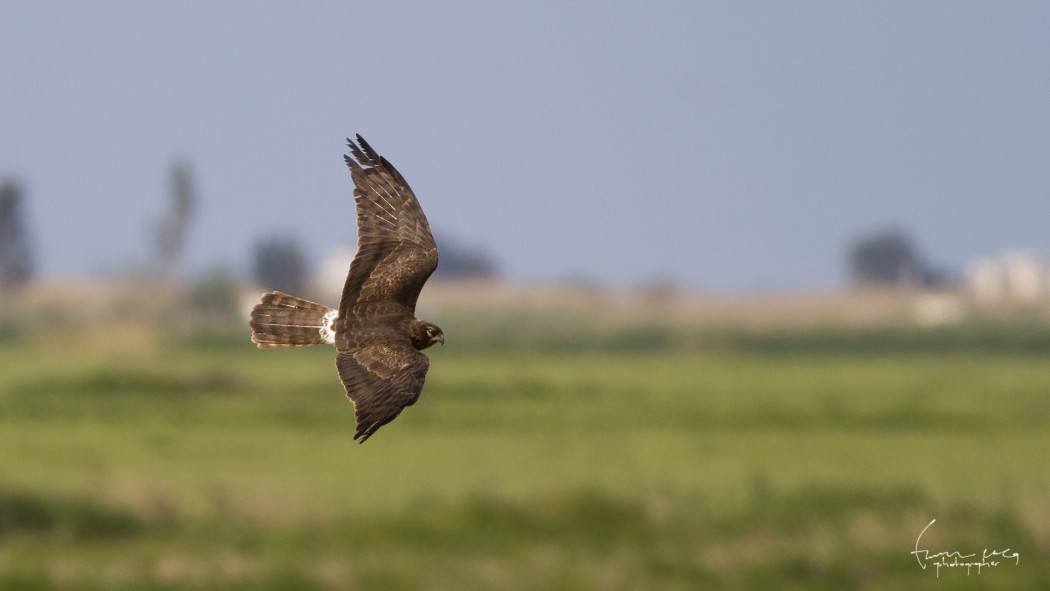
[2,2,1048,291]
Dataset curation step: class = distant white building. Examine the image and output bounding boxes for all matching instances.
[966,250,1049,304]
[313,245,357,304]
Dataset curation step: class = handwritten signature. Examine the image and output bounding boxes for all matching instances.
[911,519,1020,577]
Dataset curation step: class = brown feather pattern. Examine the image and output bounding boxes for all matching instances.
[339,134,438,316]
[248,136,441,443]
[334,305,430,441]
[250,291,334,347]
[332,136,441,441]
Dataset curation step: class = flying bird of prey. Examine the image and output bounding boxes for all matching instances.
[249,135,443,442]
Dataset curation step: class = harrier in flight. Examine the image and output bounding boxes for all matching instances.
[250,135,443,442]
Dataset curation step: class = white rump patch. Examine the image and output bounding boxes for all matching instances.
[320,309,338,345]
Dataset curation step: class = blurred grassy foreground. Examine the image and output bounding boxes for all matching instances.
[1,283,1049,589]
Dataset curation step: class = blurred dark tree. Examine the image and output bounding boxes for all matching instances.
[432,233,498,279]
[848,227,932,287]
[155,160,195,280]
[253,236,308,294]
[0,180,33,291]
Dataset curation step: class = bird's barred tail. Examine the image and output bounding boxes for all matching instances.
[249,291,338,348]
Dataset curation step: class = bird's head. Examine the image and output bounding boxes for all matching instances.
[411,320,444,350]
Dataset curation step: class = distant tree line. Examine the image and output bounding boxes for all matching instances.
[847,227,948,288]
[0,180,33,292]
[248,231,499,296]
[252,236,308,295]
[2,164,499,302]
[431,233,497,279]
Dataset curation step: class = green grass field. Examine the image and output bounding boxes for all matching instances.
[1,322,1048,589]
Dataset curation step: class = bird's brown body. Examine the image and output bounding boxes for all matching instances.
[249,135,443,442]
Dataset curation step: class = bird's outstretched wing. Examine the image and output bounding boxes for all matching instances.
[336,332,430,443]
[340,135,438,316]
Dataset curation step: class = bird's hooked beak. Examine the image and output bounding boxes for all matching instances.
[436,334,445,345]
